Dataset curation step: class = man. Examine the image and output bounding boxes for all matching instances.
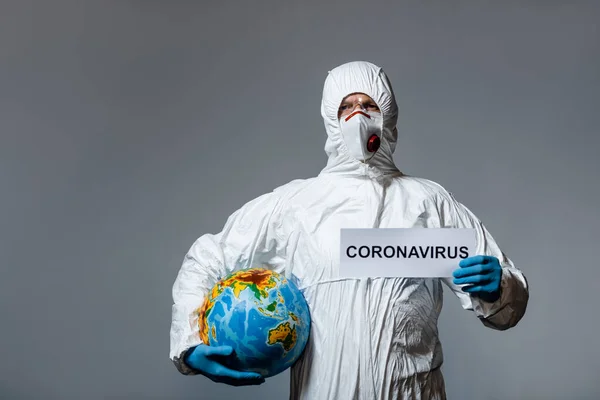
[169,61,529,399]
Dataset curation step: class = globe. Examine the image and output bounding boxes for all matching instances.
[197,268,311,378]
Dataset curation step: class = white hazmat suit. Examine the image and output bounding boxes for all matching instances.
[170,61,529,399]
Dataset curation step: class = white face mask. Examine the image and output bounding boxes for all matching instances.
[339,110,382,161]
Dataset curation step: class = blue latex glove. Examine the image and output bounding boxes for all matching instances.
[184,344,265,386]
[453,255,502,303]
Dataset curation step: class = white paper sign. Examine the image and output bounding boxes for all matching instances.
[339,228,477,278]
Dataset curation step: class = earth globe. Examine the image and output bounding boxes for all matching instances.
[197,267,311,378]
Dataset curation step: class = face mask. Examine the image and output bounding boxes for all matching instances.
[339,110,382,161]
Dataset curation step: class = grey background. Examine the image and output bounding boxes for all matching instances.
[1,1,599,399]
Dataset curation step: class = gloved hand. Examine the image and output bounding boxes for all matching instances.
[184,344,265,386]
[453,255,502,303]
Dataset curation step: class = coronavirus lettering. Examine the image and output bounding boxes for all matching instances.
[346,245,469,259]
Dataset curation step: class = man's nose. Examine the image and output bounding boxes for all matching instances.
[353,103,366,111]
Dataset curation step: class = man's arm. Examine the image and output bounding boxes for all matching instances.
[170,192,287,374]
[427,190,529,330]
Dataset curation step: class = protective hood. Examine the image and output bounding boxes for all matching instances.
[319,61,401,177]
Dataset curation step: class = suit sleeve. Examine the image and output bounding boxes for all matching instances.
[169,192,288,374]
[430,191,529,330]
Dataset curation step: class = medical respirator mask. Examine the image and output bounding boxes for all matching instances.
[339,110,382,162]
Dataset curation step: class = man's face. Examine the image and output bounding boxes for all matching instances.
[337,93,381,119]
